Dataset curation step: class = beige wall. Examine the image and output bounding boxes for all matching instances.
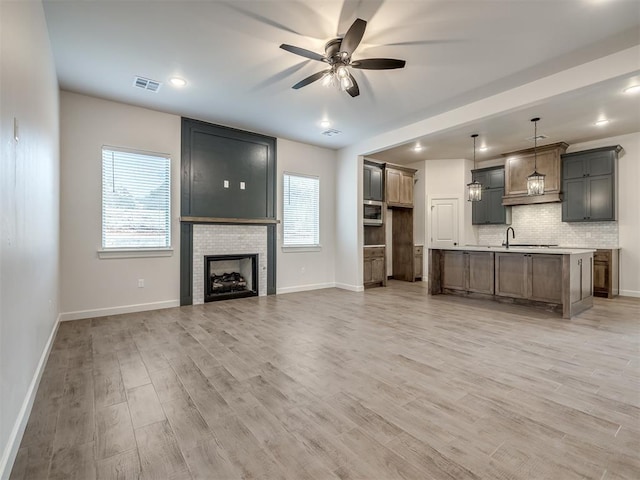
[59,92,182,319]
[276,139,337,293]
[60,92,339,316]
[0,1,60,476]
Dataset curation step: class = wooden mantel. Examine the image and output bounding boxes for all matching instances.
[180,216,280,225]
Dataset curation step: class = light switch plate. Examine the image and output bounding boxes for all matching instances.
[224,180,229,188]
[240,182,246,190]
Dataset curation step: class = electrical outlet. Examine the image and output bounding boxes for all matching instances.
[138,279,144,288]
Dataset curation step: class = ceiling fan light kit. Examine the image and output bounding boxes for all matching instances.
[280,18,406,98]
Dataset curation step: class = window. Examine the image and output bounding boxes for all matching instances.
[102,147,171,250]
[283,172,319,247]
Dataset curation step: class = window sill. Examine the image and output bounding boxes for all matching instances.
[281,245,322,253]
[98,248,174,259]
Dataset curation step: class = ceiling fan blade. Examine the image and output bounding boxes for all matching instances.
[351,58,406,70]
[292,69,331,89]
[280,44,326,62]
[340,18,367,56]
[346,73,360,97]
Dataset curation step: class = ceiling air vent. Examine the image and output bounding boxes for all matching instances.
[526,134,548,141]
[322,128,342,137]
[133,76,162,92]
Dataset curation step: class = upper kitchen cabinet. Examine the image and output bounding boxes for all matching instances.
[363,160,384,202]
[502,142,568,206]
[386,164,416,208]
[472,166,511,225]
[562,145,621,222]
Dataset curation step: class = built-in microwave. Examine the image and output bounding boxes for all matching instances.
[364,200,384,225]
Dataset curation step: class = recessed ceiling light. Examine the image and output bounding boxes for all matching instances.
[169,77,187,87]
[412,144,424,152]
[479,146,488,152]
[594,118,609,126]
[320,119,331,129]
[623,84,640,94]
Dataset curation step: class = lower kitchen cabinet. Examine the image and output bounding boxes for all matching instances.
[442,250,493,294]
[495,253,562,303]
[364,246,386,288]
[593,248,619,298]
[431,248,593,318]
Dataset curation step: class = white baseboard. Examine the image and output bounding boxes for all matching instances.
[60,300,180,321]
[335,283,365,293]
[0,314,60,480]
[619,289,640,298]
[276,282,336,295]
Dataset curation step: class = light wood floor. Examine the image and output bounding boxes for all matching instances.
[10,281,640,480]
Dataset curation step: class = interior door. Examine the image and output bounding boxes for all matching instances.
[430,197,459,248]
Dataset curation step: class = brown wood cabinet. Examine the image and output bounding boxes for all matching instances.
[442,250,494,294]
[363,246,386,288]
[431,248,593,318]
[593,248,619,298]
[568,252,593,313]
[385,165,415,208]
[502,142,568,206]
[495,252,562,303]
[414,246,423,280]
[391,209,414,281]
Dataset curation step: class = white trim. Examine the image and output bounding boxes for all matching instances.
[98,248,174,259]
[281,245,322,253]
[619,290,640,298]
[60,300,180,321]
[0,314,60,480]
[276,282,336,295]
[335,283,365,293]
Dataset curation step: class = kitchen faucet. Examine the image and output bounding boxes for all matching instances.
[504,227,515,249]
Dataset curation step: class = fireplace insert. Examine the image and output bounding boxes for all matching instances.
[204,254,258,302]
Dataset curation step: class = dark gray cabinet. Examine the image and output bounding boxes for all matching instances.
[562,146,620,222]
[472,167,509,225]
[363,162,384,201]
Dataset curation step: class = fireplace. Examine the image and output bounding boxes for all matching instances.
[204,254,258,302]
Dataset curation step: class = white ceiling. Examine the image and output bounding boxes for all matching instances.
[43,1,640,152]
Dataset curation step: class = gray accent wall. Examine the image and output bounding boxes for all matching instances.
[180,118,277,305]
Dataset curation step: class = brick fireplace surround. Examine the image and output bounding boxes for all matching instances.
[192,224,268,305]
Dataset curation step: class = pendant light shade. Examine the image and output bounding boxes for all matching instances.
[467,134,482,202]
[527,117,545,196]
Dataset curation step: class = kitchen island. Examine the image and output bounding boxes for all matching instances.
[429,246,594,318]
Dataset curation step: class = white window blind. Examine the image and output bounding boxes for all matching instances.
[102,147,171,249]
[283,173,319,247]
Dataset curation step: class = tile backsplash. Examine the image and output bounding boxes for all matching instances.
[475,203,618,247]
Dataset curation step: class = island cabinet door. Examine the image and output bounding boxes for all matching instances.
[442,250,466,290]
[468,252,494,294]
[529,254,563,303]
[494,253,527,298]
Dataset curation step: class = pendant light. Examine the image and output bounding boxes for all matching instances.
[467,134,482,202]
[527,117,545,196]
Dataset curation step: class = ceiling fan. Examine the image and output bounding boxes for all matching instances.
[280,18,406,98]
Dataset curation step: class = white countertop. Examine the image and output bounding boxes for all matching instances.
[364,244,385,248]
[433,245,595,255]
